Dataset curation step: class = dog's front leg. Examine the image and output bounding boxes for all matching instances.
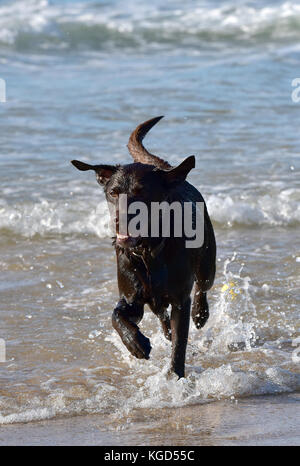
[112,298,151,360]
[170,298,191,378]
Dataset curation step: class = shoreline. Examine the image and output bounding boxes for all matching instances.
[0,393,299,446]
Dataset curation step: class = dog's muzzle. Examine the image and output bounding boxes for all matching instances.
[116,233,140,248]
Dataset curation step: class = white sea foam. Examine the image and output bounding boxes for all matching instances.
[0,186,299,239]
[1,0,300,51]
[0,252,298,425]
[0,198,111,238]
[207,189,300,227]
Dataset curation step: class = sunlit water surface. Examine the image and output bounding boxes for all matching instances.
[0,0,299,430]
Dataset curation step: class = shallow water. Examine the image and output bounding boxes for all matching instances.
[0,0,299,430]
[0,394,299,446]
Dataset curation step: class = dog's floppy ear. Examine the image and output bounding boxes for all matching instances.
[71,160,94,171]
[164,155,195,186]
[71,160,117,185]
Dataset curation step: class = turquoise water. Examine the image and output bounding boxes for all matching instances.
[0,0,299,425]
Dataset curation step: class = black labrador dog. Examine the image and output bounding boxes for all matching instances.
[71,117,216,378]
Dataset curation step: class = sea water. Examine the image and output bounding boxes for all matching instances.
[0,0,299,427]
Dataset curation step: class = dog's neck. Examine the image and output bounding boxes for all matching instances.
[115,236,165,260]
[131,238,165,259]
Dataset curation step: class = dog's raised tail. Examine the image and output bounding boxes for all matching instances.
[127,116,171,170]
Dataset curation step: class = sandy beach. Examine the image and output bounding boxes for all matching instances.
[0,394,299,446]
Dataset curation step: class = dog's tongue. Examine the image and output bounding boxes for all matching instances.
[117,233,129,240]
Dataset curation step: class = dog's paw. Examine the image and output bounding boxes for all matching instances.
[192,309,209,329]
[124,330,152,360]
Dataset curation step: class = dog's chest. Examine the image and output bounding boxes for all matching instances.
[131,252,168,300]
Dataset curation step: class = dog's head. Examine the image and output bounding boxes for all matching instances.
[71,157,195,248]
[71,117,195,249]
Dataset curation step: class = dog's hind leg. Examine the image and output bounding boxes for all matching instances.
[112,298,151,360]
[191,282,209,329]
[192,239,216,329]
[170,298,191,378]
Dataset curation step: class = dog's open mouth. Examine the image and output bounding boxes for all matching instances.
[116,233,129,240]
[116,233,140,248]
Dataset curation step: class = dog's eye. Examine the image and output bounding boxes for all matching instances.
[109,191,118,198]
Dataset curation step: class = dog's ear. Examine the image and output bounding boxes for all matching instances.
[71,160,94,171]
[71,160,117,185]
[164,155,195,186]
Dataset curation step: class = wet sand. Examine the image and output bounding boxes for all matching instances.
[0,393,299,446]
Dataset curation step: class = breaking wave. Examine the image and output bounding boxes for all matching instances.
[1,0,300,52]
[207,188,300,228]
[0,186,299,239]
